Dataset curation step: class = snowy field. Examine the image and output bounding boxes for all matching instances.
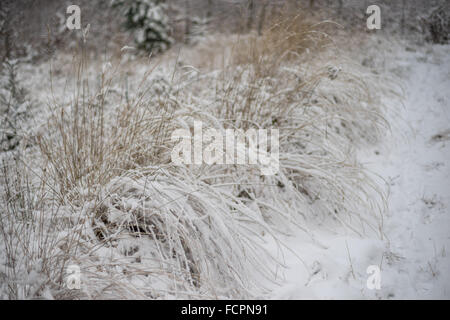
[0,1,449,300]
[265,42,450,299]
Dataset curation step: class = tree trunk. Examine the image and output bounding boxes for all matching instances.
[184,0,191,43]
[258,1,269,36]
[247,0,254,32]
[207,0,213,20]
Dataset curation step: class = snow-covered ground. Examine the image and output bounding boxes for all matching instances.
[2,27,449,299]
[265,42,450,299]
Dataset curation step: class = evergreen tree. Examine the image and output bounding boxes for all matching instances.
[114,0,173,53]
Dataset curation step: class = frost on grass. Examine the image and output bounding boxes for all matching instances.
[0,14,397,299]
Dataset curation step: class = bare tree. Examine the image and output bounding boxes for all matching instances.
[207,0,213,20]
[258,1,269,36]
[401,0,407,35]
[184,0,191,43]
[247,0,254,32]
[338,0,343,15]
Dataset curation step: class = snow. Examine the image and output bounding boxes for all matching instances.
[264,42,450,299]
[1,26,449,299]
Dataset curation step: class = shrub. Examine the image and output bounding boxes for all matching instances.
[114,0,173,53]
[0,59,30,152]
[425,4,450,44]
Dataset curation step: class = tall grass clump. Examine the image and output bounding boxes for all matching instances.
[8,47,284,299]
[0,158,84,299]
[173,12,394,238]
[0,11,397,299]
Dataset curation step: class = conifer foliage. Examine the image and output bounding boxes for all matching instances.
[115,0,173,53]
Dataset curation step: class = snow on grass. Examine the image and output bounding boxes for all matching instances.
[264,39,450,300]
[0,15,427,299]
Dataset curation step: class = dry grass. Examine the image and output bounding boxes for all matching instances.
[0,12,399,299]
[0,159,83,299]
